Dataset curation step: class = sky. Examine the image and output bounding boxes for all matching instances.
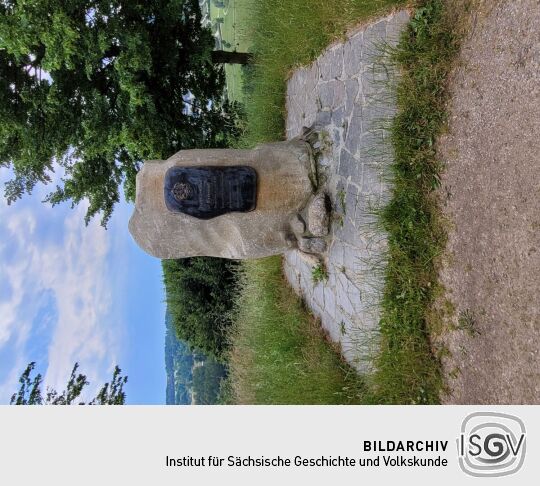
[0,165,166,405]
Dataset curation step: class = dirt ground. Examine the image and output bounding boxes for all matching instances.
[435,0,540,404]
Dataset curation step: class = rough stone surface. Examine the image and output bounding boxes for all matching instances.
[129,140,314,259]
[290,214,306,236]
[434,0,540,404]
[284,11,410,371]
[307,193,330,236]
[298,237,327,255]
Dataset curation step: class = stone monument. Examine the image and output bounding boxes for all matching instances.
[129,132,330,260]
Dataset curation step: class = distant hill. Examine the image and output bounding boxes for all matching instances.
[165,309,227,405]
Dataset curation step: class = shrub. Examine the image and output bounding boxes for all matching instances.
[162,257,239,358]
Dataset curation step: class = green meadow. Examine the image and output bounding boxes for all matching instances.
[207,0,252,101]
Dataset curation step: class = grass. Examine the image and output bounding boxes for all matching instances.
[237,0,408,146]
[367,0,469,404]
[337,189,347,215]
[457,309,480,337]
[226,257,364,404]
[311,263,329,284]
[208,0,252,101]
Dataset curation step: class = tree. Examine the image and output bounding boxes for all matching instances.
[0,0,244,226]
[162,257,239,358]
[211,50,252,65]
[192,356,227,405]
[10,362,128,405]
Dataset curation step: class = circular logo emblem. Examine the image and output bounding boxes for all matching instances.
[172,182,194,202]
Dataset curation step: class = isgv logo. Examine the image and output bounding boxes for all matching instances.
[458,412,526,477]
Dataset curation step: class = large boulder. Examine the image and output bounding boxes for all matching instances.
[129,139,317,259]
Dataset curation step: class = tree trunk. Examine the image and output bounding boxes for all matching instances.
[211,50,253,65]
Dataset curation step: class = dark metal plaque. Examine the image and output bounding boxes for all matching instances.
[164,166,257,220]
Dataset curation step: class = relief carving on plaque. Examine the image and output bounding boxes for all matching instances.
[164,166,257,220]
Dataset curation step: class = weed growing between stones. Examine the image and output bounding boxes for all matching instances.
[456,310,481,337]
[337,189,347,215]
[311,263,329,284]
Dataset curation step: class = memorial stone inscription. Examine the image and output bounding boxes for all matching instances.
[164,166,257,219]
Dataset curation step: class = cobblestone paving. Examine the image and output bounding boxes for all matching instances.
[283,11,409,371]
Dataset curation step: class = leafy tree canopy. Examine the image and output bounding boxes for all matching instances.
[192,355,227,405]
[162,257,238,358]
[0,0,241,225]
[10,361,128,405]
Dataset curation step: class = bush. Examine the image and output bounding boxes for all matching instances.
[162,257,239,358]
[192,356,227,405]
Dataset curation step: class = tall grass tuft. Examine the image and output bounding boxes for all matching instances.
[236,0,408,146]
[226,257,364,404]
[367,0,465,404]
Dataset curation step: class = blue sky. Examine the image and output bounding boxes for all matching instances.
[0,165,166,404]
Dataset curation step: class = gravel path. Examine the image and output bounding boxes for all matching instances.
[283,11,409,371]
[436,0,540,404]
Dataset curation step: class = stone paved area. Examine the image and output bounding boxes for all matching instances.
[283,11,410,371]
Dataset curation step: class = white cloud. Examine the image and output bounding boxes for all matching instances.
[42,205,119,393]
[0,354,29,403]
[0,173,125,402]
[0,211,36,348]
